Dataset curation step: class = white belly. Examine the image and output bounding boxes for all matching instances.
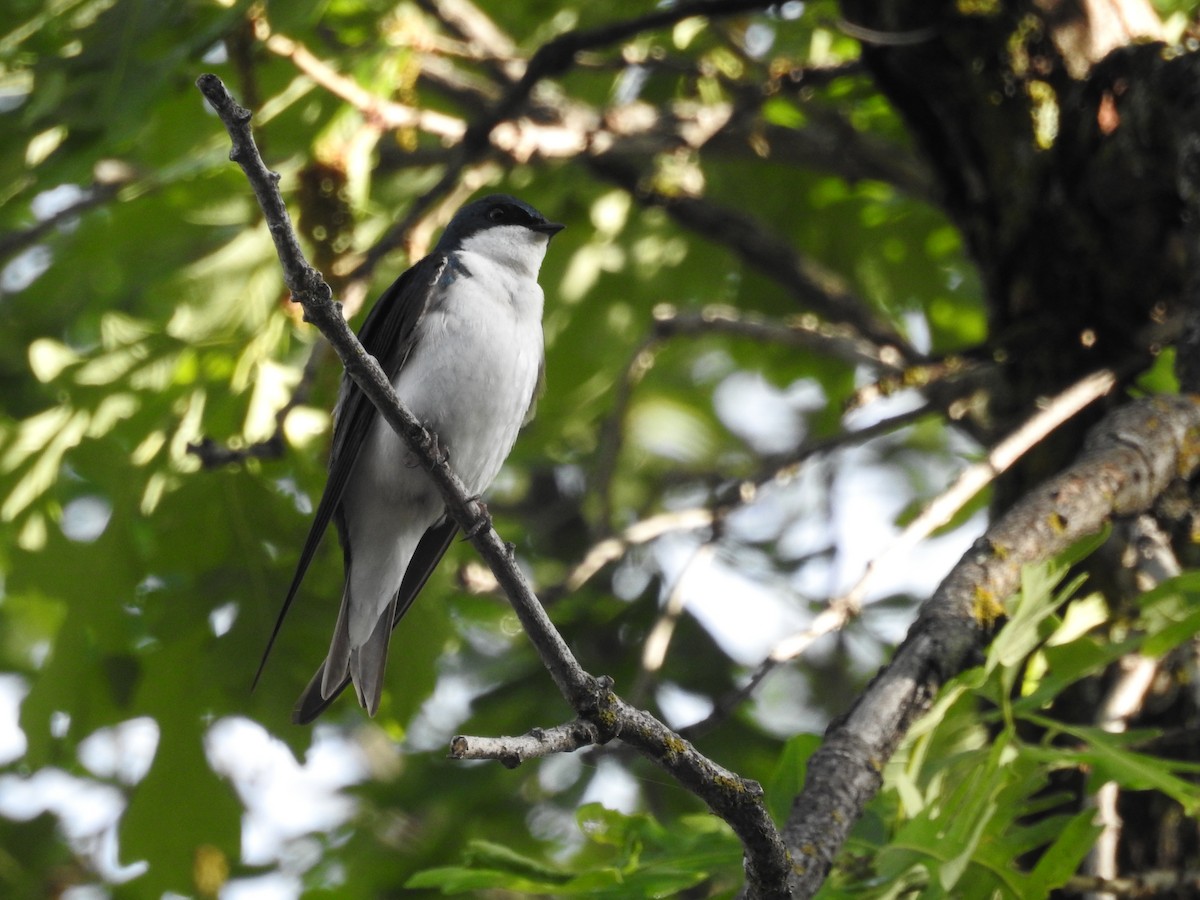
[396,285,542,494]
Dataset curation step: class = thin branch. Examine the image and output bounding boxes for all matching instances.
[414,0,524,81]
[475,0,779,131]
[355,0,781,281]
[263,32,467,140]
[1082,514,1179,896]
[451,720,603,768]
[452,681,790,899]
[652,303,906,372]
[187,434,285,468]
[783,393,1200,897]
[591,303,915,530]
[1063,870,1200,897]
[197,74,791,900]
[263,10,932,300]
[552,508,717,599]
[1082,656,1158,895]
[682,591,859,741]
[556,402,933,609]
[197,73,590,701]
[632,543,717,706]
[189,336,332,470]
[836,367,1118,619]
[0,179,128,264]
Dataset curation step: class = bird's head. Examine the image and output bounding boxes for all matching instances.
[437,194,565,276]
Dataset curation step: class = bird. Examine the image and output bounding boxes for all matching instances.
[256,194,564,724]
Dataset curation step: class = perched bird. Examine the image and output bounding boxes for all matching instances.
[258,194,564,724]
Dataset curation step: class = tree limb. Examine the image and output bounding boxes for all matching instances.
[783,392,1200,897]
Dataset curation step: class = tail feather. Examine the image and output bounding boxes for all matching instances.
[349,594,397,716]
[291,518,460,724]
[293,662,335,724]
[320,587,354,698]
[294,588,397,723]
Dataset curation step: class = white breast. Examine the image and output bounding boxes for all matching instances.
[395,251,544,494]
[336,240,547,645]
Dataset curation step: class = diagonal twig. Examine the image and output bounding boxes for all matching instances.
[196,73,791,900]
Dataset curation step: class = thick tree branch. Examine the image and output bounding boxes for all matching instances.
[588,154,916,356]
[838,367,1118,615]
[680,369,1118,739]
[197,73,791,900]
[783,393,1200,897]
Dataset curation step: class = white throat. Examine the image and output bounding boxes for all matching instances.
[457,225,551,279]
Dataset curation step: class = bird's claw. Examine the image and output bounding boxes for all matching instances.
[464,497,490,538]
[406,429,449,469]
[427,430,449,468]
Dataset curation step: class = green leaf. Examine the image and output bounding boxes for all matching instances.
[764,733,821,825]
[1026,810,1102,893]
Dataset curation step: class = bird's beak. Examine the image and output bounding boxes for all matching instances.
[533,221,566,237]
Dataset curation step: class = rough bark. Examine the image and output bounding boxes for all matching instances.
[840,0,1195,504]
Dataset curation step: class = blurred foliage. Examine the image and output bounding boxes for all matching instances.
[0,0,1191,898]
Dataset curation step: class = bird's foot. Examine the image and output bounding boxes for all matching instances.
[463,496,490,538]
[426,430,450,468]
[405,429,449,469]
[429,432,451,468]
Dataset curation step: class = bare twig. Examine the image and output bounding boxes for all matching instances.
[188,336,331,470]
[555,402,933,616]
[652,303,906,372]
[553,508,717,598]
[591,303,914,530]
[197,72,589,700]
[682,592,859,741]
[197,73,791,900]
[187,434,286,468]
[414,0,523,81]
[1082,515,1179,899]
[632,543,717,704]
[352,0,783,284]
[1064,869,1200,897]
[1082,656,1158,898]
[451,720,604,767]
[0,178,129,264]
[264,32,466,140]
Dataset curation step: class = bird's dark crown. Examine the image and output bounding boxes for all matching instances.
[436,194,563,250]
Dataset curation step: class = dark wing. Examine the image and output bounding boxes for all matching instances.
[291,517,460,724]
[253,253,449,689]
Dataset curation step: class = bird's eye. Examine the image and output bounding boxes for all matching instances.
[488,207,506,222]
